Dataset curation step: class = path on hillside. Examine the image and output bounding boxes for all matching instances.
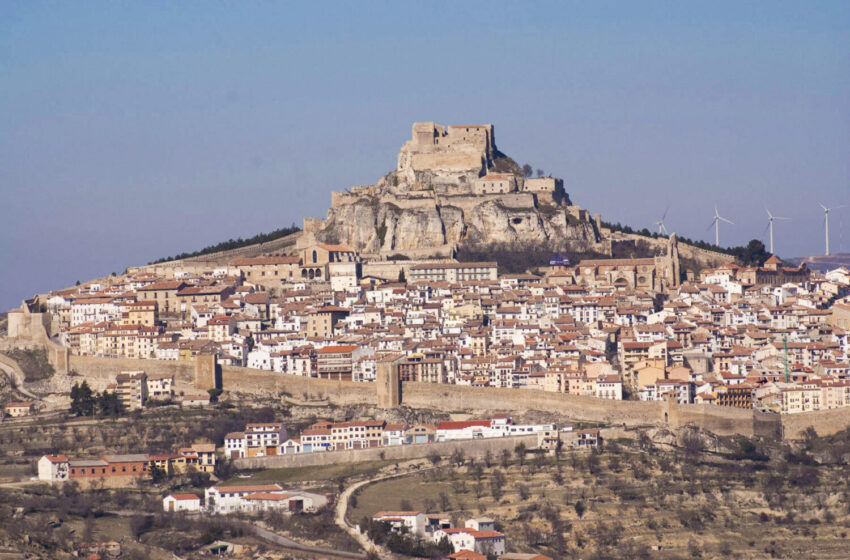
[334,463,438,560]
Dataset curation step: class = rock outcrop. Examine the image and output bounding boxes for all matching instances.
[305,122,600,256]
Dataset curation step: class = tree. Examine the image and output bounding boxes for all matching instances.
[439,490,451,511]
[207,388,223,403]
[574,500,586,518]
[70,381,96,416]
[522,163,533,178]
[536,168,544,177]
[483,449,493,468]
[149,464,167,484]
[727,239,770,266]
[98,390,123,418]
[490,479,504,502]
[514,442,527,466]
[450,448,465,467]
[517,483,530,501]
[427,450,442,466]
[500,448,511,468]
[472,462,484,483]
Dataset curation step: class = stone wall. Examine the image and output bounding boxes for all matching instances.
[67,355,195,389]
[780,408,850,439]
[234,433,540,470]
[22,353,850,440]
[128,231,303,274]
[668,402,782,438]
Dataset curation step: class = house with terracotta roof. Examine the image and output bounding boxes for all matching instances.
[4,401,35,417]
[38,454,69,482]
[163,493,201,512]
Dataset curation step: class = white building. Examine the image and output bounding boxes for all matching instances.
[224,432,246,459]
[163,493,202,513]
[205,483,325,515]
[38,455,69,482]
[433,528,506,556]
[146,373,174,400]
[372,511,428,536]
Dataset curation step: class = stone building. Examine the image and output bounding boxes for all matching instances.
[574,234,681,292]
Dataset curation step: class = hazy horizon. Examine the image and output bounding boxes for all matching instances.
[2,2,848,310]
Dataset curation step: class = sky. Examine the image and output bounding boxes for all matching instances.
[2,1,849,311]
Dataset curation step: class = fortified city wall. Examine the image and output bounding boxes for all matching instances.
[36,353,842,440]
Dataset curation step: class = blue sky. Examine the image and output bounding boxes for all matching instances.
[2,2,848,310]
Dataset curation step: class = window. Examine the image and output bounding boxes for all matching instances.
[312,250,318,264]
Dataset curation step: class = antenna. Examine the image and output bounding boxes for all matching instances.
[765,208,790,255]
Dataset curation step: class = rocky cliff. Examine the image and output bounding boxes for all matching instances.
[308,122,600,256]
[315,195,598,254]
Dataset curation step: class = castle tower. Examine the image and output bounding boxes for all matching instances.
[376,355,402,408]
[195,352,221,391]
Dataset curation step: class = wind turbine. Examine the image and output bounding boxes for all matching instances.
[765,208,790,255]
[821,203,845,256]
[654,207,669,236]
[708,205,733,247]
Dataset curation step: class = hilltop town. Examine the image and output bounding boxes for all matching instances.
[3,123,850,560]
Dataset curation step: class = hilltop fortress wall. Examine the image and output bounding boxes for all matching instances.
[28,351,844,440]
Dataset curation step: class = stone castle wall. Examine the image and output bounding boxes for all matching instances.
[7,347,841,440]
[128,230,303,274]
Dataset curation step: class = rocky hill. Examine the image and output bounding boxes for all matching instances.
[302,122,601,257]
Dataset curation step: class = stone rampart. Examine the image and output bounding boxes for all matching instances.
[234,433,540,470]
[67,355,195,388]
[780,408,850,439]
[28,355,849,440]
[496,193,537,209]
[620,233,735,267]
[128,231,302,273]
[402,383,666,426]
[667,402,782,438]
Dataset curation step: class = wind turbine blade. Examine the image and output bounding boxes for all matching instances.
[661,206,669,221]
[765,208,773,219]
[719,217,734,225]
[763,222,771,234]
[706,221,715,231]
[774,216,790,220]
[714,205,720,217]
[834,204,846,210]
[819,203,828,211]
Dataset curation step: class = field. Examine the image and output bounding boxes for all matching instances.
[349,428,850,559]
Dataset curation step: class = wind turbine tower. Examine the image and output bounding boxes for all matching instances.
[655,207,669,236]
[709,206,733,247]
[765,208,789,255]
[820,203,845,256]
